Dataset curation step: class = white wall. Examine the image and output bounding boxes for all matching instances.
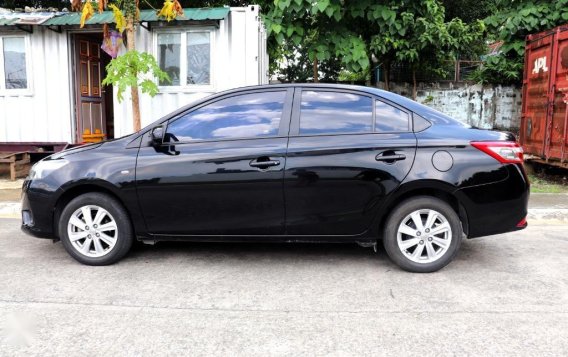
[1,6,268,143]
[388,82,523,131]
[0,27,73,143]
[113,5,268,137]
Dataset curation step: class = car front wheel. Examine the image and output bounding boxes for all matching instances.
[383,196,463,273]
[59,192,133,265]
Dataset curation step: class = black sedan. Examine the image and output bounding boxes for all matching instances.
[21,84,529,272]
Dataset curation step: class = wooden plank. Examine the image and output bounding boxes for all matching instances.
[0,151,32,180]
[10,162,15,181]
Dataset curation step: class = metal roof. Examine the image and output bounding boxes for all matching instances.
[42,7,229,26]
[0,12,55,26]
[0,17,18,26]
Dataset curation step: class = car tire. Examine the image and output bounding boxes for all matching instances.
[59,192,133,265]
[382,196,462,273]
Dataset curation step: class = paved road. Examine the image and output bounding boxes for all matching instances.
[0,218,567,356]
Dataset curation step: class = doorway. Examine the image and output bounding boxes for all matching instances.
[72,33,114,143]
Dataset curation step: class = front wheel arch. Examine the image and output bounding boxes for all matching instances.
[53,183,130,239]
[58,192,134,265]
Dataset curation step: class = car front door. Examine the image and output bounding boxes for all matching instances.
[284,88,417,236]
[136,89,293,236]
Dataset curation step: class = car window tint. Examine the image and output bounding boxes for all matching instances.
[299,91,373,135]
[375,100,409,132]
[166,91,286,141]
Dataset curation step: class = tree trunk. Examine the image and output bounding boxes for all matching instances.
[412,68,417,101]
[384,66,390,91]
[126,16,141,132]
[369,54,375,87]
[313,57,319,83]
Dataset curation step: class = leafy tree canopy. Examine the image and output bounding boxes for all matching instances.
[264,0,483,91]
[473,0,568,84]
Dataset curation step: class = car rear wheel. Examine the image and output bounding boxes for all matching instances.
[59,192,133,265]
[382,196,462,273]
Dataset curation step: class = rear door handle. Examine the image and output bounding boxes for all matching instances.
[250,159,280,168]
[375,153,406,162]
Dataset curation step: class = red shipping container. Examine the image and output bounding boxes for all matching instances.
[521,24,568,167]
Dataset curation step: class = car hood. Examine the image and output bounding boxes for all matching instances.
[48,142,103,160]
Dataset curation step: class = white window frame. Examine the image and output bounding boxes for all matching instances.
[153,27,215,93]
[0,34,33,96]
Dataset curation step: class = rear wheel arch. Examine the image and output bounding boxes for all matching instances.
[377,182,469,238]
[382,195,463,272]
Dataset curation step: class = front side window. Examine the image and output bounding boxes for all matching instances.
[299,91,373,135]
[166,91,286,141]
[0,36,29,91]
[157,30,212,87]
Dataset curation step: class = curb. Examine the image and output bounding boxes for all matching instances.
[1,201,567,225]
[527,209,568,224]
[0,202,21,219]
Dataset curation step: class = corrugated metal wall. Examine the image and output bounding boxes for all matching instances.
[113,5,268,137]
[0,27,73,143]
[1,6,268,143]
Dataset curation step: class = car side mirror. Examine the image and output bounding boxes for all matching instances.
[150,126,164,146]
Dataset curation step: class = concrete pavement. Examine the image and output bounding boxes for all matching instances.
[0,219,567,355]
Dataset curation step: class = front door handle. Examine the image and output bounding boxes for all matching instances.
[375,153,406,163]
[250,158,280,168]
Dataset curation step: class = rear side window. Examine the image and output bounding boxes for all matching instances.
[166,91,286,141]
[375,100,410,132]
[299,91,373,135]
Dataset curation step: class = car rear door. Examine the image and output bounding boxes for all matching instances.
[283,87,417,236]
[135,88,293,236]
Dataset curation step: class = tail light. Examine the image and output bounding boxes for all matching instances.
[470,141,524,164]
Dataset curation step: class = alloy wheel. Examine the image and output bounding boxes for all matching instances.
[396,209,452,264]
[67,205,118,258]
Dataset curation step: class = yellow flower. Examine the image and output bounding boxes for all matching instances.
[80,0,94,28]
[157,0,183,22]
[109,4,126,33]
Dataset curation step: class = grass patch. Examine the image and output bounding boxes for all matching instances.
[528,173,568,193]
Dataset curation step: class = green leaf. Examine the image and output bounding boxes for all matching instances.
[317,0,329,13]
[292,35,302,45]
[325,5,334,18]
[103,50,168,103]
[272,23,282,34]
[333,9,342,22]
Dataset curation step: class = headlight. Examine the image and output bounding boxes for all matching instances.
[29,159,69,180]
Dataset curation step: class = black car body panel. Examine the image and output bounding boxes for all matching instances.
[21,84,529,245]
[283,132,417,236]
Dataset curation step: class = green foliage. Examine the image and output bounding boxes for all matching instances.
[264,0,484,83]
[338,68,369,82]
[423,95,434,104]
[442,0,497,23]
[474,0,568,84]
[102,50,170,102]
